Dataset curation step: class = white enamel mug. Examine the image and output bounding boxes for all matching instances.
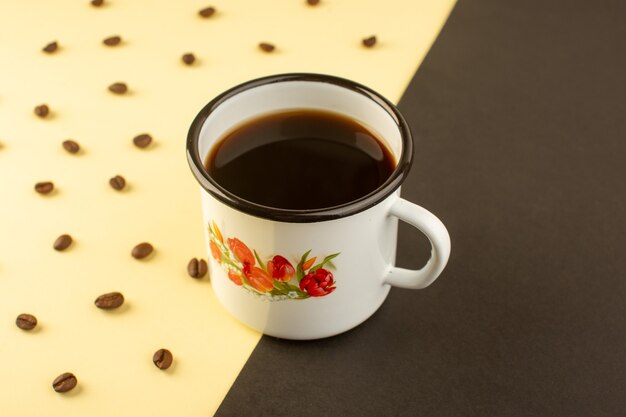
[187,74,450,340]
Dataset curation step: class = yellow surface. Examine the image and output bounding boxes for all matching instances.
[0,0,454,416]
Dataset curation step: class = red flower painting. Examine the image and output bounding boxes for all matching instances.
[267,255,295,282]
[228,270,243,286]
[244,264,274,293]
[207,221,339,300]
[227,237,255,266]
[300,268,336,297]
[209,241,221,263]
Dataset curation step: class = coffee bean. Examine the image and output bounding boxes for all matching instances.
[94,292,124,309]
[187,258,208,279]
[34,104,50,118]
[132,242,154,259]
[16,313,38,330]
[42,41,58,53]
[34,181,54,194]
[91,0,104,6]
[182,53,195,66]
[153,348,173,370]
[362,35,377,48]
[133,133,152,148]
[109,175,126,190]
[306,0,320,5]
[198,6,215,17]
[108,82,128,95]
[62,139,80,154]
[103,35,121,46]
[259,42,275,53]
[52,372,77,393]
[53,234,73,251]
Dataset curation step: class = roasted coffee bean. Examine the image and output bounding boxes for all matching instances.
[198,6,215,17]
[94,292,124,309]
[34,104,50,118]
[108,82,128,94]
[153,348,173,370]
[16,313,38,330]
[43,41,58,53]
[306,0,320,5]
[362,35,377,48]
[91,0,104,6]
[109,175,126,190]
[133,133,152,148]
[62,139,80,154]
[182,53,195,65]
[132,242,154,259]
[34,181,54,194]
[53,234,73,251]
[259,42,275,53]
[103,35,121,46]
[187,258,208,278]
[52,372,77,393]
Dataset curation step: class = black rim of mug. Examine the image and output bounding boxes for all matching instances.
[186,73,413,223]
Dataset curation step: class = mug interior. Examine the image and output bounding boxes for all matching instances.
[187,73,412,222]
[198,81,403,162]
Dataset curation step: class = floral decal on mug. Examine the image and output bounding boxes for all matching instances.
[208,221,339,301]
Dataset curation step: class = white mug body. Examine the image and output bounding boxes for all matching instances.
[187,74,451,340]
[202,189,400,339]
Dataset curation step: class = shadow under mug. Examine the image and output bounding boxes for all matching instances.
[187,73,450,340]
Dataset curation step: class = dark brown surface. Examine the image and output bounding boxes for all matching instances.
[216,0,626,416]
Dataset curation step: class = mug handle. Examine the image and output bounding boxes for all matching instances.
[384,198,451,289]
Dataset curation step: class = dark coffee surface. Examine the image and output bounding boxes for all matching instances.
[205,110,395,210]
